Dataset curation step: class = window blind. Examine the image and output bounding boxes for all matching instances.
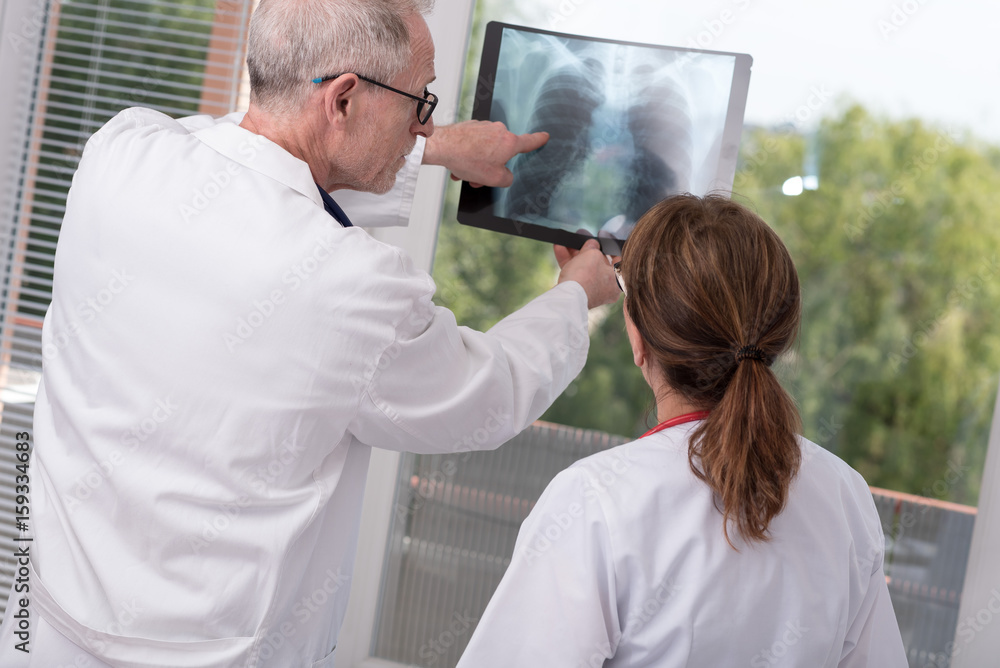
[0,0,253,619]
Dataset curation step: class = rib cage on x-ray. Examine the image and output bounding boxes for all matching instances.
[494,33,695,237]
[503,58,605,221]
[624,71,694,224]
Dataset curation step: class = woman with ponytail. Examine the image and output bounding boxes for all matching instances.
[458,195,906,667]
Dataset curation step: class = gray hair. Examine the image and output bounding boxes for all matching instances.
[247,0,435,115]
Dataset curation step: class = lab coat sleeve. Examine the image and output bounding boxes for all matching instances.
[456,466,620,668]
[839,529,908,666]
[348,246,590,455]
[335,136,425,228]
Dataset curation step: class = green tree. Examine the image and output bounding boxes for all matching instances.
[738,106,1000,504]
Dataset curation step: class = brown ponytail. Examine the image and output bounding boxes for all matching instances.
[621,194,802,547]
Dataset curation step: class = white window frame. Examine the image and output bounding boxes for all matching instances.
[336,1,477,666]
[951,378,1000,666]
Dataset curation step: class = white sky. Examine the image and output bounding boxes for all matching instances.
[489,0,1000,144]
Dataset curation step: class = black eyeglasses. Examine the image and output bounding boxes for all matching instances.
[311,73,438,125]
[614,261,626,295]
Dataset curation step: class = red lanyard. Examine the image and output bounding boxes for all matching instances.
[641,410,711,438]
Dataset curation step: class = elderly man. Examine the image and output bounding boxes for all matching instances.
[0,0,619,666]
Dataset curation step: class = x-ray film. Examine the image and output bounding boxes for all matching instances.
[458,22,753,254]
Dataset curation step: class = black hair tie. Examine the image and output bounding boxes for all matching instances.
[736,345,768,364]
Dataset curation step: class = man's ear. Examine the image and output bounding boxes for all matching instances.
[321,74,362,128]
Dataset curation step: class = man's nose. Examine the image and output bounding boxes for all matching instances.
[415,114,434,139]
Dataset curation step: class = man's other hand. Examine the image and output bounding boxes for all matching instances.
[555,240,621,309]
[422,121,548,188]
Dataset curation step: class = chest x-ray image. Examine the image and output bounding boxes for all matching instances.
[459,23,751,252]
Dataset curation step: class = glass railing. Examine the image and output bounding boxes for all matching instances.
[373,421,976,668]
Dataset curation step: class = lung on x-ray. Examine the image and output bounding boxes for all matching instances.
[458,22,752,254]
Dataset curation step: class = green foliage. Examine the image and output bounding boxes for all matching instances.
[435,100,1000,504]
[738,105,1000,504]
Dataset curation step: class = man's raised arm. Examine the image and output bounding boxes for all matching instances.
[334,120,549,227]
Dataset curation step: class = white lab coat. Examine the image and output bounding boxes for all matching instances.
[0,107,590,667]
[457,422,908,667]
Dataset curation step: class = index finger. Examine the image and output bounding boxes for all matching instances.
[512,131,549,156]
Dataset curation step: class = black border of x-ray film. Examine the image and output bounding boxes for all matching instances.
[457,21,753,255]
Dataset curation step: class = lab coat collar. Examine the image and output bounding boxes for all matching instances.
[192,119,324,211]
